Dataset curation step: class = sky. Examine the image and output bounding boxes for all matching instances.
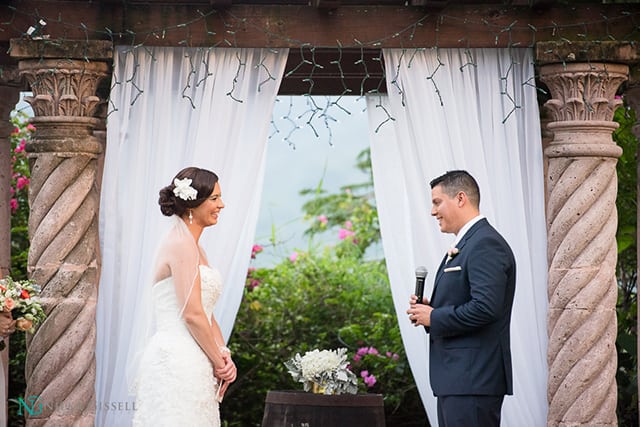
[255,95,374,267]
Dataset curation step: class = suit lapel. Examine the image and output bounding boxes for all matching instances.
[430,218,489,301]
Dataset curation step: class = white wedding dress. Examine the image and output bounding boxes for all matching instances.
[132,265,224,427]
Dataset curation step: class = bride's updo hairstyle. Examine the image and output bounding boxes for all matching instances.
[158,167,219,217]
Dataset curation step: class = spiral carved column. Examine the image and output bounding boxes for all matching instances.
[539,62,627,426]
[12,40,111,427]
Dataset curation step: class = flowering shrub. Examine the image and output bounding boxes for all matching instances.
[245,267,260,291]
[349,345,405,401]
[224,150,424,426]
[7,109,35,427]
[338,314,411,412]
[9,112,33,222]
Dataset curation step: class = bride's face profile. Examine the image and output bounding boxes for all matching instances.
[192,182,224,227]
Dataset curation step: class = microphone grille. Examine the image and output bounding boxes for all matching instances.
[415,266,428,278]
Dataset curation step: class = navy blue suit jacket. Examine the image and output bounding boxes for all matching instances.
[427,218,515,397]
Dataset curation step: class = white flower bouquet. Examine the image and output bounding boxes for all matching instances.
[285,348,358,395]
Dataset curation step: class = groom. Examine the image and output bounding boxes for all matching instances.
[407,170,516,427]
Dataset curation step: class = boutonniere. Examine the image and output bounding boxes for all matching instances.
[446,247,459,263]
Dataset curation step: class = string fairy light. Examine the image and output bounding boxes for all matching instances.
[1,3,639,144]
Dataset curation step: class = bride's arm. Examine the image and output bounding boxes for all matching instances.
[164,240,228,374]
[210,316,237,382]
[180,275,229,372]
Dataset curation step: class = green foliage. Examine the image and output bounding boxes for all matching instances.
[222,149,426,427]
[613,104,639,426]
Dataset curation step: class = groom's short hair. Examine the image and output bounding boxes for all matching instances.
[430,170,480,208]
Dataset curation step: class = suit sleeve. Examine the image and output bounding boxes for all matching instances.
[429,235,513,337]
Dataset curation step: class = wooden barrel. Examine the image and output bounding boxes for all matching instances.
[261,390,385,427]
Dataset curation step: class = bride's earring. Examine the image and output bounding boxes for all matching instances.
[188,210,193,224]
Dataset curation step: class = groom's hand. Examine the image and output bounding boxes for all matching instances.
[409,294,429,305]
[407,299,433,327]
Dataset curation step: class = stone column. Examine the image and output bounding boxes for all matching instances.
[10,39,111,426]
[537,45,629,426]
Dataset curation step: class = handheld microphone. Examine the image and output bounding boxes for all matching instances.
[414,266,428,304]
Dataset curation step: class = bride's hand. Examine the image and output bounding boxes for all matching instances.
[215,379,230,402]
[215,356,237,382]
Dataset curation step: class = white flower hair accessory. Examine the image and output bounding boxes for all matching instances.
[173,178,198,201]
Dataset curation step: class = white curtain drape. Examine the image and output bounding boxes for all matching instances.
[95,46,288,426]
[367,48,548,426]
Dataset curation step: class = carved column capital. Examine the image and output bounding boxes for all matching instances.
[19,60,109,118]
[540,62,627,123]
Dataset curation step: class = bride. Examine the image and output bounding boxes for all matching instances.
[130,167,237,426]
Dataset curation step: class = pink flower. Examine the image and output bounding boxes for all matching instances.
[10,199,17,212]
[353,354,362,362]
[26,124,36,132]
[4,298,14,311]
[11,127,19,135]
[344,220,353,229]
[364,374,377,388]
[317,215,328,225]
[247,279,260,290]
[367,347,379,355]
[360,370,377,388]
[13,139,27,153]
[289,252,298,262]
[356,347,369,356]
[338,228,355,240]
[16,176,29,190]
[251,244,263,259]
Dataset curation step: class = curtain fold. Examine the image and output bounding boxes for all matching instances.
[95,46,288,427]
[367,48,548,426]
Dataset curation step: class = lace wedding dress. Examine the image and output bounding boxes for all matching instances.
[132,265,224,426]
